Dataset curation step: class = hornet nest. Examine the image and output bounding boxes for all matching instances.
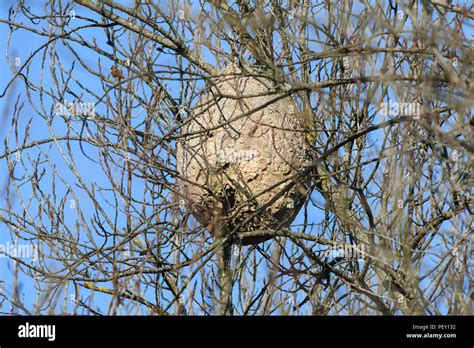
[176,64,311,245]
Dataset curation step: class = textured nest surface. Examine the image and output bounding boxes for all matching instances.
[176,65,311,245]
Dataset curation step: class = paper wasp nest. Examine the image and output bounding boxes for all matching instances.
[176,65,310,245]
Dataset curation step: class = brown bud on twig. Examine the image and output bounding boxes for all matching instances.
[111,65,124,79]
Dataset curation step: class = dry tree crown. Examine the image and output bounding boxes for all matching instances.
[0,0,472,316]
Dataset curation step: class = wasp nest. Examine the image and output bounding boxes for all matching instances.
[176,64,310,245]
